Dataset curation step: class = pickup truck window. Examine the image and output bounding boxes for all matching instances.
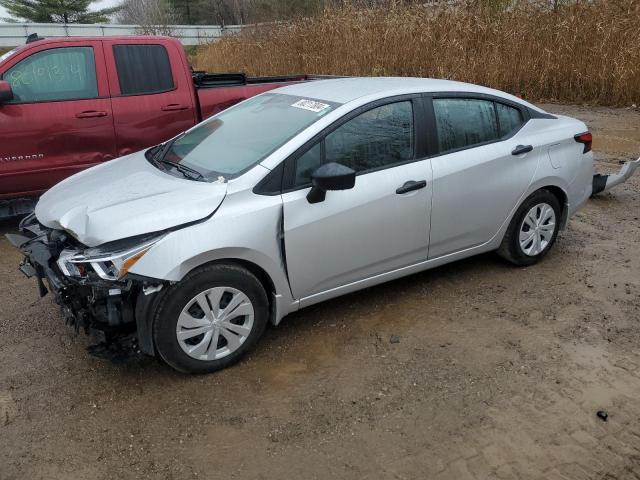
[2,47,98,103]
[163,93,338,179]
[113,44,174,95]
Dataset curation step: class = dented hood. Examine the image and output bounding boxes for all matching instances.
[35,151,227,247]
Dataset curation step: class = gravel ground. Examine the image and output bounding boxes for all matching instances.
[1,104,639,480]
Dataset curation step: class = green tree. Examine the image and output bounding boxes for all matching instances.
[0,0,120,23]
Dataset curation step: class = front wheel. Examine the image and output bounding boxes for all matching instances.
[153,263,269,374]
[497,189,561,266]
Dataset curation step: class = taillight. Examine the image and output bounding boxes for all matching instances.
[574,132,593,153]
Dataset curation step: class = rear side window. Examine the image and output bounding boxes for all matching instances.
[433,98,498,153]
[496,103,523,137]
[2,47,97,103]
[113,44,174,95]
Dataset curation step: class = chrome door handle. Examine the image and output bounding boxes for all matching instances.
[396,180,427,194]
[512,144,533,155]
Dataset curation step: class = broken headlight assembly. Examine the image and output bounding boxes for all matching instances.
[57,233,166,281]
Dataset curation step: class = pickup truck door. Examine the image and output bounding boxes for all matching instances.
[103,39,198,157]
[0,40,116,198]
[281,98,433,305]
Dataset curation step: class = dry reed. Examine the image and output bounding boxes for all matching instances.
[195,0,640,106]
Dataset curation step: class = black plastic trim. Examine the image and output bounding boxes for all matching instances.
[134,286,166,356]
[528,108,557,120]
[592,174,608,196]
[253,162,284,196]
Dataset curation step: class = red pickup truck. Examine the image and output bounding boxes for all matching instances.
[0,35,313,215]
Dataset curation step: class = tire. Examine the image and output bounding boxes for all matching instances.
[153,263,269,374]
[497,189,561,266]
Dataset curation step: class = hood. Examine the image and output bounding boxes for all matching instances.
[35,151,227,247]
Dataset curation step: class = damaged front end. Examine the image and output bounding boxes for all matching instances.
[6,214,167,362]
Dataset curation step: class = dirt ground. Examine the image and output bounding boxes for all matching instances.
[1,104,639,480]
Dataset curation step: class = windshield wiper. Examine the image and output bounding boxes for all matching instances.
[154,158,207,182]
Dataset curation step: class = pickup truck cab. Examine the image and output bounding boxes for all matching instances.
[0,35,310,211]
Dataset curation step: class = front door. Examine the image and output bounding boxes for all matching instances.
[282,99,433,302]
[0,41,115,198]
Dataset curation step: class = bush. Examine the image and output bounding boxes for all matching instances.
[195,0,640,106]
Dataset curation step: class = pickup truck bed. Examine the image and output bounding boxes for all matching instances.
[0,35,317,214]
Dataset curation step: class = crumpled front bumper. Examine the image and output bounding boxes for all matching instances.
[6,215,149,360]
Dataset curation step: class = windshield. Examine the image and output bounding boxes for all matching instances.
[162,93,339,179]
[0,47,20,63]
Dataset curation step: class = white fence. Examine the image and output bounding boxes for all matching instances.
[0,23,244,47]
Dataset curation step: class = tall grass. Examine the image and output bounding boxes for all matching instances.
[196,0,640,106]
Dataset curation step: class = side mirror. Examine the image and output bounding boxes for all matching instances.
[307,162,356,204]
[0,80,13,104]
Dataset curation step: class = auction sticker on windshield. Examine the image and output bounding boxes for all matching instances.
[291,99,331,113]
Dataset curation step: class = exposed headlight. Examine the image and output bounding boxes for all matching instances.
[57,234,165,281]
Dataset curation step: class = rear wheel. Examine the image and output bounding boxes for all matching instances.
[497,189,561,266]
[153,263,268,374]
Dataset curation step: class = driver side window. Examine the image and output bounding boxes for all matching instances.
[2,47,98,103]
[293,100,414,188]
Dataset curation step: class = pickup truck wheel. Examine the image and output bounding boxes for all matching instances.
[497,189,561,266]
[153,263,268,374]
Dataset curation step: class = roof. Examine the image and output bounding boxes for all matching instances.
[274,76,541,111]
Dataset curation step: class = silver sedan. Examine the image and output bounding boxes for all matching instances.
[10,77,638,373]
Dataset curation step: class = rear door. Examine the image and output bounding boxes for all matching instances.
[0,40,115,198]
[281,97,433,303]
[103,39,198,157]
[426,95,540,259]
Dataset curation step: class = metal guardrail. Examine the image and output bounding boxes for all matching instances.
[0,23,244,47]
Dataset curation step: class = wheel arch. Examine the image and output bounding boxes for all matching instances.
[202,258,278,325]
[135,255,290,357]
[540,185,569,229]
[176,251,295,326]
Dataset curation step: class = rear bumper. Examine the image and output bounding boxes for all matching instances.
[6,216,161,360]
[592,158,640,195]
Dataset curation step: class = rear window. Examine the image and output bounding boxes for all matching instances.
[113,44,174,95]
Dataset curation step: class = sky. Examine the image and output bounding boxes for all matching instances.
[0,0,121,22]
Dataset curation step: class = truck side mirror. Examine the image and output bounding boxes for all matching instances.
[0,80,13,104]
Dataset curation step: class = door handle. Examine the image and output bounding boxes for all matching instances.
[396,180,427,194]
[161,104,189,112]
[75,110,108,118]
[512,144,533,155]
